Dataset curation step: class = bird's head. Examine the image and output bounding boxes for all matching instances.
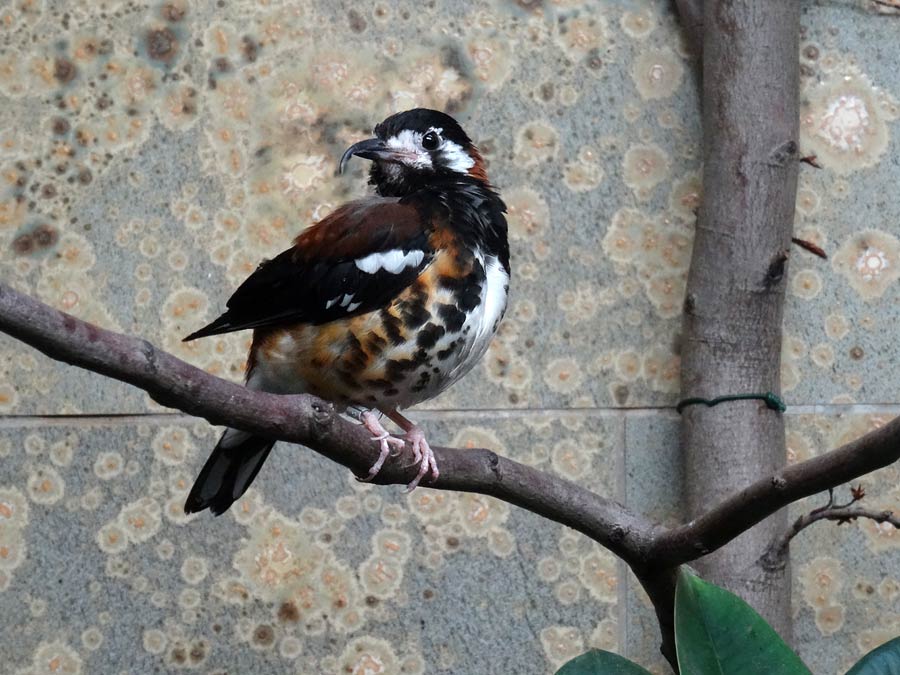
[339,108,489,197]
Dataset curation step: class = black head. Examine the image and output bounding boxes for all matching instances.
[339,108,487,197]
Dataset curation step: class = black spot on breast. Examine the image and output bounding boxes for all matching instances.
[412,370,432,393]
[438,274,482,312]
[400,301,430,330]
[436,303,467,333]
[385,358,419,380]
[365,378,392,389]
[437,339,462,360]
[365,332,387,354]
[341,333,367,370]
[384,387,399,396]
[417,323,445,349]
[381,309,404,346]
[396,282,431,331]
[413,347,433,368]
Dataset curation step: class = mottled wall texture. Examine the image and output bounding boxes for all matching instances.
[0,0,899,673]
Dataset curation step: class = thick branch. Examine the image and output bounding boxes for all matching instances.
[653,416,900,565]
[677,0,800,639]
[0,281,658,566]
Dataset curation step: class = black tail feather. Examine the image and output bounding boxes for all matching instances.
[184,430,275,516]
[182,313,238,342]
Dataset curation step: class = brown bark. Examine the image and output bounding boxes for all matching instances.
[678,0,800,639]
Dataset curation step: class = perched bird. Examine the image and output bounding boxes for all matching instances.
[182,108,510,515]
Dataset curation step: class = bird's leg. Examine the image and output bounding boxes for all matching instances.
[385,409,440,491]
[360,411,405,481]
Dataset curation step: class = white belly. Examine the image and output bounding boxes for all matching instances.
[401,251,509,405]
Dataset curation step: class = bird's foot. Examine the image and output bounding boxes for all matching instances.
[403,425,439,492]
[360,411,405,481]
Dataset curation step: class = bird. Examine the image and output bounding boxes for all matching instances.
[182,108,510,516]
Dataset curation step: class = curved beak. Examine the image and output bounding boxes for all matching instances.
[338,137,391,174]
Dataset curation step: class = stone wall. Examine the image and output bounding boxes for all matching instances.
[1,1,898,673]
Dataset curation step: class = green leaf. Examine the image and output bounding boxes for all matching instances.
[555,649,654,675]
[845,636,900,674]
[675,568,812,675]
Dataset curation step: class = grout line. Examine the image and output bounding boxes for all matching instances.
[0,413,184,428]
[1,402,899,426]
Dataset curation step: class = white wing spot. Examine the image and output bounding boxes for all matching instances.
[346,301,362,312]
[355,249,425,275]
[340,293,354,307]
[325,297,339,310]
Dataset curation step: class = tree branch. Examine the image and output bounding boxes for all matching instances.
[652,416,900,566]
[4,280,900,671]
[0,281,658,566]
[759,486,900,571]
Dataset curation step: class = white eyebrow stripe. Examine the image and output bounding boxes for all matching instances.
[355,249,425,275]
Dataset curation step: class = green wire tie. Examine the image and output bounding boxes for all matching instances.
[676,392,787,414]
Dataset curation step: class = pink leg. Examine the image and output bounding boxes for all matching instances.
[385,410,440,491]
[360,411,405,481]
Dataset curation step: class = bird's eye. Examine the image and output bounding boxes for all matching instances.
[422,131,441,151]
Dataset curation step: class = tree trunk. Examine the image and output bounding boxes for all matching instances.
[679,0,800,640]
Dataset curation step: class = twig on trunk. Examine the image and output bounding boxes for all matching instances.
[791,237,828,259]
[799,154,823,169]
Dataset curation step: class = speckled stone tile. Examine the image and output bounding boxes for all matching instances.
[2,1,898,415]
[620,410,900,673]
[2,0,900,673]
[0,411,627,674]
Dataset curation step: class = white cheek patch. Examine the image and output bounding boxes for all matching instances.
[440,140,476,173]
[355,249,425,275]
[386,130,432,169]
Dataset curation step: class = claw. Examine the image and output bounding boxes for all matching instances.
[360,411,405,481]
[359,412,440,489]
[403,426,439,492]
